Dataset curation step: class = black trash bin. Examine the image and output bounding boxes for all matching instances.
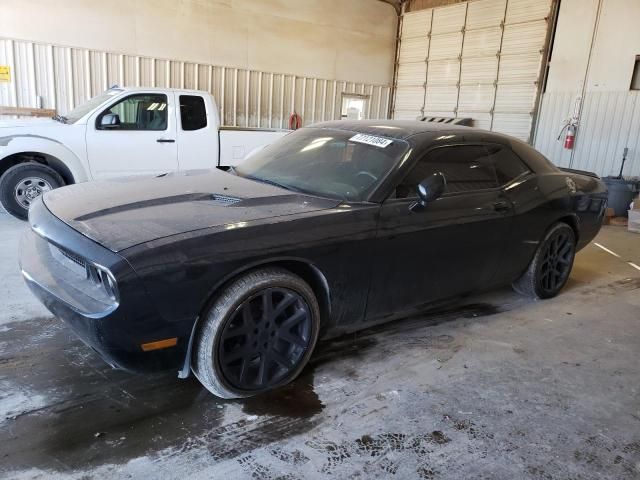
[602,177,638,217]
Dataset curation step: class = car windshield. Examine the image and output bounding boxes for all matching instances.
[63,88,124,123]
[234,128,410,202]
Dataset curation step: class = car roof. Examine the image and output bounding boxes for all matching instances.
[308,120,476,140]
[307,120,558,175]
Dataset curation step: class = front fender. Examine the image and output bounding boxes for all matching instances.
[0,134,89,183]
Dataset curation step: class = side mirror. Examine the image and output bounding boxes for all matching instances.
[100,113,121,129]
[410,172,446,212]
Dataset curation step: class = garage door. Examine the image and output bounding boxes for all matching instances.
[393,0,552,142]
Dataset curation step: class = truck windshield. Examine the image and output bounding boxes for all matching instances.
[63,88,124,124]
[234,128,409,202]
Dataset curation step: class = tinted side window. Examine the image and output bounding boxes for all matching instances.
[180,95,207,131]
[487,145,531,185]
[395,145,498,198]
[101,94,167,130]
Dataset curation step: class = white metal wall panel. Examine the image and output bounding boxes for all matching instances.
[427,60,460,85]
[498,54,541,83]
[462,28,502,58]
[394,0,551,142]
[399,37,430,63]
[532,91,574,166]
[492,113,533,139]
[466,0,506,29]
[505,0,552,24]
[501,21,548,55]
[431,4,467,34]
[402,10,432,38]
[458,85,495,112]
[460,57,499,84]
[494,84,537,112]
[394,9,433,120]
[0,37,391,127]
[397,62,427,86]
[425,85,458,112]
[395,86,425,111]
[429,33,464,61]
[535,91,640,177]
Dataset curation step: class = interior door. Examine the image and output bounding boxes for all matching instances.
[86,92,178,179]
[366,144,513,320]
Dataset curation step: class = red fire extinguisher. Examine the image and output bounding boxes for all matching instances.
[558,120,578,150]
[564,124,576,150]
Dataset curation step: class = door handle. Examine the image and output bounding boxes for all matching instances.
[492,200,510,212]
[157,138,175,143]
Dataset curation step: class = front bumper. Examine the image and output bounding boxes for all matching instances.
[20,198,189,373]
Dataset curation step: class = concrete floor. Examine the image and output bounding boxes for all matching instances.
[1,211,639,479]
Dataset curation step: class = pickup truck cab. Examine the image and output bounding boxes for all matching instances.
[0,87,288,219]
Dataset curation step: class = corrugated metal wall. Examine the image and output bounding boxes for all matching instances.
[534,91,640,177]
[0,37,392,127]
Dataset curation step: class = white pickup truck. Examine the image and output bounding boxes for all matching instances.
[0,87,289,219]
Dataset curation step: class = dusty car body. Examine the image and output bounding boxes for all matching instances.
[20,120,607,398]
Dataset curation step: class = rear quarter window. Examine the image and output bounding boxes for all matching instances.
[486,145,531,185]
[180,95,207,131]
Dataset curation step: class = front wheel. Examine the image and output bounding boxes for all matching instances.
[513,222,576,299]
[0,162,64,220]
[192,267,321,399]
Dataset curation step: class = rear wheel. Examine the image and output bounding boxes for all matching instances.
[513,222,576,299]
[0,162,64,220]
[192,267,320,399]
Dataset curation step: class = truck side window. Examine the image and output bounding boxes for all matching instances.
[99,94,168,131]
[180,95,207,131]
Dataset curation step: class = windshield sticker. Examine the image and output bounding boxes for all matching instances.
[349,133,393,148]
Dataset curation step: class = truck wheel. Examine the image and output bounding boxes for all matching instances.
[0,162,64,220]
[192,267,321,399]
[513,222,576,299]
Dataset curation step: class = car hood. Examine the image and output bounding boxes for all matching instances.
[43,169,340,252]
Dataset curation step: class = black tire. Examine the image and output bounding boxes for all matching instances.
[192,267,321,399]
[0,162,64,220]
[513,222,576,299]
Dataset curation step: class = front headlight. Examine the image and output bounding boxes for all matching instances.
[49,242,119,308]
[88,263,119,303]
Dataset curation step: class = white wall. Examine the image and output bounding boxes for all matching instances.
[0,0,397,85]
[545,0,640,93]
[534,0,640,177]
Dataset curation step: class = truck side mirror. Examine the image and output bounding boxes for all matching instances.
[100,113,121,129]
[410,172,446,212]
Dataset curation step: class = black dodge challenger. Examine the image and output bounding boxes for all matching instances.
[20,121,607,398]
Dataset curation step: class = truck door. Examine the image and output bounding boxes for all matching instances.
[85,92,179,179]
[175,93,219,170]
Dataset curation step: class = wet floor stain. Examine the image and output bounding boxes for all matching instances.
[240,370,324,418]
[0,317,228,471]
[0,297,513,475]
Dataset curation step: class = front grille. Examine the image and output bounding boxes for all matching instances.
[49,243,87,278]
[58,246,86,268]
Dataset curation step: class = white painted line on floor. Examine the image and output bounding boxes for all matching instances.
[628,262,640,272]
[594,242,640,272]
[594,242,621,258]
